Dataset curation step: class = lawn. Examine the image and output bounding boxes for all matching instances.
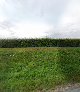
[0,47,80,92]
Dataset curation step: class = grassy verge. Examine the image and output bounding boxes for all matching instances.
[0,48,80,92]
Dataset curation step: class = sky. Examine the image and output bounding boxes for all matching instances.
[0,0,80,39]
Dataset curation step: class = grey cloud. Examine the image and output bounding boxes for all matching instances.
[48,32,80,38]
[1,0,69,23]
[0,21,16,38]
[48,22,80,38]
[1,0,80,39]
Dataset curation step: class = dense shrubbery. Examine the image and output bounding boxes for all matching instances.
[0,38,80,47]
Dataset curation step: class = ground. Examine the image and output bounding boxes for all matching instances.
[0,47,80,92]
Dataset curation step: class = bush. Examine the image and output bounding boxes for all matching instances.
[0,38,80,47]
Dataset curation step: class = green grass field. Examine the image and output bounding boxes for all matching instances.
[0,47,80,92]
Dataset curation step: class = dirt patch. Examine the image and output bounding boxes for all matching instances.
[36,83,80,92]
[52,83,80,92]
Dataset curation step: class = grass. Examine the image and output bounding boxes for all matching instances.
[0,47,80,92]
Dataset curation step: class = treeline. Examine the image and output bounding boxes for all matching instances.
[0,38,80,47]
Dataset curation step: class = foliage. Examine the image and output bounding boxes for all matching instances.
[0,38,80,47]
[0,48,80,92]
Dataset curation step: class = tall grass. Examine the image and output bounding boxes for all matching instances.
[0,48,80,92]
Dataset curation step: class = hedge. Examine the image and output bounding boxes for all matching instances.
[0,38,80,47]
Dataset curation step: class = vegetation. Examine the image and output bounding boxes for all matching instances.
[0,47,80,92]
[0,38,80,47]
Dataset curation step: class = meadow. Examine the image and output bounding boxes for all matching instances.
[0,47,80,92]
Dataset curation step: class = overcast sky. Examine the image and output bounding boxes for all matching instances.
[0,0,80,39]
